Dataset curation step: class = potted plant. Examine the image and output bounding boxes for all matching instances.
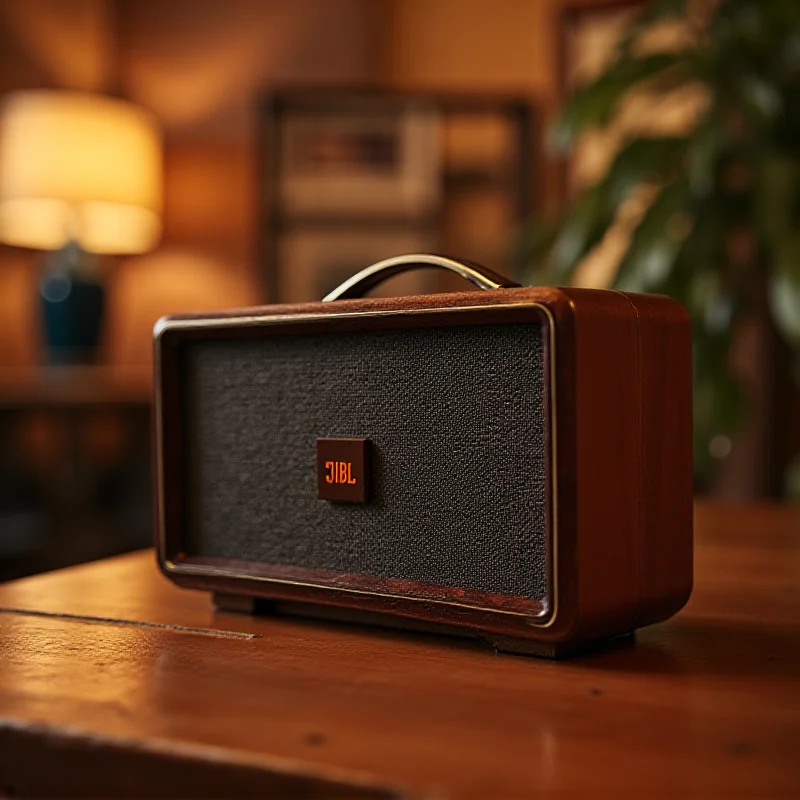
[521,0,800,495]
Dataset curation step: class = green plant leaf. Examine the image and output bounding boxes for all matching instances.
[605,136,685,206]
[687,270,720,319]
[550,184,612,281]
[549,52,692,153]
[755,151,800,244]
[519,0,800,495]
[692,355,746,483]
[613,180,692,292]
[616,0,692,57]
[741,73,783,123]
[704,287,737,336]
[769,266,800,346]
[550,141,688,287]
[784,454,800,502]
[513,219,560,284]
[686,112,720,197]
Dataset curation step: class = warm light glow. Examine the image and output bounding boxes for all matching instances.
[0,91,162,254]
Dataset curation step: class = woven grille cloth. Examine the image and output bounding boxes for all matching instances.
[183,322,547,599]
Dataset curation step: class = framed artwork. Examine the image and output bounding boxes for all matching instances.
[259,89,538,302]
[279,106,441,218]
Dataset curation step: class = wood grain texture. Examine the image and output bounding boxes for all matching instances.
[557,287,641,642]
[621,291,694,627]
[154,285,692,653]
[0,503,798,798]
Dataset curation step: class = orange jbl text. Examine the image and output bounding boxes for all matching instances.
[324,461,357,485]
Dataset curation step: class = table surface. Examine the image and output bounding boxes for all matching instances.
[1,503,798,798]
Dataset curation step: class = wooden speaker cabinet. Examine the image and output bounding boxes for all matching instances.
[154,255,693,658]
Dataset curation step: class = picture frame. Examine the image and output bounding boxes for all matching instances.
[259,88,538,302]
[278,104,441,218]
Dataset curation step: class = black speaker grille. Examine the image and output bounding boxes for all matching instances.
[183,322,548,600]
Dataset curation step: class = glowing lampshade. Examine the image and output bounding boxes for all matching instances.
[0,91,162,254]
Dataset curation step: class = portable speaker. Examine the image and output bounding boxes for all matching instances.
[154,254,693,658]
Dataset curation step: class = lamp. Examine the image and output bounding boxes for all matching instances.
[0,90,162,363]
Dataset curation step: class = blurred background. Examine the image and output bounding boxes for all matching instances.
[0,0,798,582]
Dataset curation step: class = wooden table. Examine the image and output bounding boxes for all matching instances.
[1,503,798,798]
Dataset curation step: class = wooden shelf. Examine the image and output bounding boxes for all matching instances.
[0,365,152,408]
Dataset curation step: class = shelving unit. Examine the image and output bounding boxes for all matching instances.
[0,366,152,581]
[258,88,538,302]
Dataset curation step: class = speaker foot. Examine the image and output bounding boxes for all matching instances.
[487,631,636,659]
[212,592,259,614]
[210,592,637,660]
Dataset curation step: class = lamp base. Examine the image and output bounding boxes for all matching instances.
[40,247,105,365]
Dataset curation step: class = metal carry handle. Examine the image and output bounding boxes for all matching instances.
[321,253,520,302]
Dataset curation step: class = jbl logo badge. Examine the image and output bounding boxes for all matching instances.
[316,438,370,503]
